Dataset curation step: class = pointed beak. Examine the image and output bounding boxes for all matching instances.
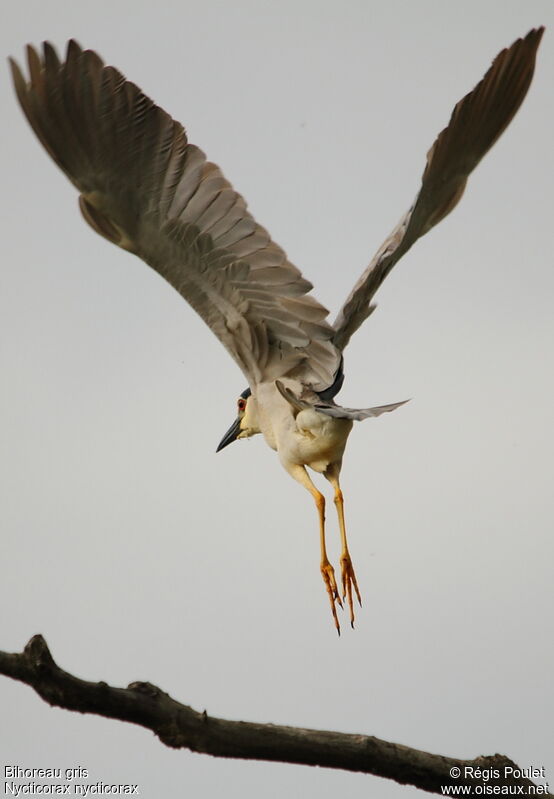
[216,417,241,453]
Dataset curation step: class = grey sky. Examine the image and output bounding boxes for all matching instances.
[1,2,552,797]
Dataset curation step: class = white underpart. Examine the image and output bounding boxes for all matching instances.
[242,381,353,476]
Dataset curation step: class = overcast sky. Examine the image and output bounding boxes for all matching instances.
[1,2,553,798]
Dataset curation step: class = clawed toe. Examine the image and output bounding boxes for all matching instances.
[340,552,362,628]
[321,556,362,633]
[320,559,343,633]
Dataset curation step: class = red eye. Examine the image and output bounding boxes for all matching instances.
[237,398,246,412]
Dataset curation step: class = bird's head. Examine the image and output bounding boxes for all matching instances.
[216,388,259,452]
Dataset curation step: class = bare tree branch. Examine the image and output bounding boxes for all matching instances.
[0,635,549,796]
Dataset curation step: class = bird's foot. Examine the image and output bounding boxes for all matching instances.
[320,559,343,634]
[340,551,362,628]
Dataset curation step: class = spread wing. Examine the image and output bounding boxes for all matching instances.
[333,27,544,351]
[9,41,341,389]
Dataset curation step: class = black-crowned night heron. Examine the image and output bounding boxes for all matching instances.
[10,28,543,632]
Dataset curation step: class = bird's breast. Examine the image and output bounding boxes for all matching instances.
[254,382,353,472]
[284,408,353,473]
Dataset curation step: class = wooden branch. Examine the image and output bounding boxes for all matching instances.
[0,636,550,796]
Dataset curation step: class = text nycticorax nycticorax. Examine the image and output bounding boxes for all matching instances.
[10,28,543,632]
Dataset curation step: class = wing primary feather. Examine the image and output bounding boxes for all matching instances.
[10,39,341,388]
[332,27,544,352]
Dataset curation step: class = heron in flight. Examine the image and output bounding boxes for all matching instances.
[10,28,543,632]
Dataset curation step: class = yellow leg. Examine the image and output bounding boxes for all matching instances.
[285,463,343,633]
[325,465,362,628]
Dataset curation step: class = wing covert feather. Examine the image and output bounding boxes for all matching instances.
[333,28,544,351]
[10,41,341,388]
